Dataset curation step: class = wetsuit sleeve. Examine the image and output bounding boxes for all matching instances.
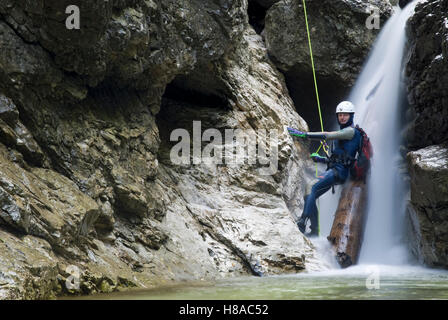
[326,127,355,140]
[307,127,355,141]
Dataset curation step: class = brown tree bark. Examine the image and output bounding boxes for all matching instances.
[327,180,368,268]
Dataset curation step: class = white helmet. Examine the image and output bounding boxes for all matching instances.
[336,101,355,114]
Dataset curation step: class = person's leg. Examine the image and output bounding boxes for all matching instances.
[299,170,337,234]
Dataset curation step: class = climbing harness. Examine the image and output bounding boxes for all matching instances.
[328,153,356,168]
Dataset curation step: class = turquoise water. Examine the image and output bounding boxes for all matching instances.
[79,265,448,300]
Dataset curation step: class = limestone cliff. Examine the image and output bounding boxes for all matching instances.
[0,0,320,299]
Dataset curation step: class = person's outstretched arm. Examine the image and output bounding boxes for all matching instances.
[288,127,354,141]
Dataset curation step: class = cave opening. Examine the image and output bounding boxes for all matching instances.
[248,0,268,35]
[156,80,232,167]
[162,81,229,109]
[284,67,351,151]
[285,72,350,132]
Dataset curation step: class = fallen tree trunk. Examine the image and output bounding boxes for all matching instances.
[327,180,368,268]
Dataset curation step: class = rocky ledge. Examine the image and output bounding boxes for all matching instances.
[406,145,448,268]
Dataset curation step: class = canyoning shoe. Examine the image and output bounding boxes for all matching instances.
[297,216,307,233]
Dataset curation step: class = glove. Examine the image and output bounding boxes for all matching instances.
[310,152,328,163]
[287,127,307,138]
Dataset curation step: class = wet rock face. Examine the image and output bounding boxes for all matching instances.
[0,95,46,166]
[0,0,329,299]
[0,0,247,107]
[404,0,448,268]
[406,145,448,268]
[156,26,325,277]
[263,0,392,130]
[265,0,392,83]
[404,0,448,150]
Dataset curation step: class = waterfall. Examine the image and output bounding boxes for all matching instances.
[348,1,421,265]
[313,1,422,268]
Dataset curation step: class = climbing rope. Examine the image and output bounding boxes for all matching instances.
[302,0,328,236]
[302,0,324,134]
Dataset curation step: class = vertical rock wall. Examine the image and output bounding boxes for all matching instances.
[404,0,448,268]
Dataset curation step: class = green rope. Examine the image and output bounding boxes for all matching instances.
[302,0,324,133]
[302,0,324,236]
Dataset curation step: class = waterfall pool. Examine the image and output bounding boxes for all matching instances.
[73,264,448,300]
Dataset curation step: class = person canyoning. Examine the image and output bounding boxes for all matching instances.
[287,101,363,237]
